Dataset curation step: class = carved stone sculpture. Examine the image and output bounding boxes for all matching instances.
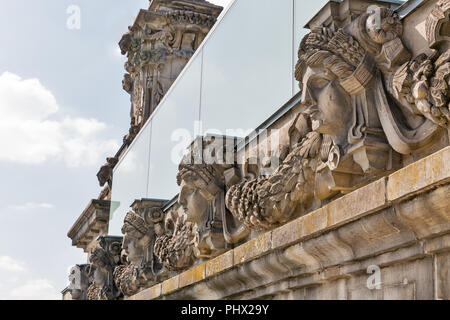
[154,206,198,271]
[97,157,119,188]
[154,136,243,271]
[68,264,90,300]
[67,0,450,301]
[225,5,449,231]
[226,129,323,230]
[86,236,122,300]
[388,49,450,127]
[113,199,166,297]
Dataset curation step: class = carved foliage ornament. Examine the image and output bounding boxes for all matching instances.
[389,50,450,127]
[226,131,324,231]
[154,212,199,272]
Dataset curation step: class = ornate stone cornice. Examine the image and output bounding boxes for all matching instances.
[68,200,111,252]
[426,0,450,49]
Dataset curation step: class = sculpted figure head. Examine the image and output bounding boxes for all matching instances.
[86,238,122,301]
[68,265,89,300]
[171,137,237,259]
[176,137,231,224]
[296,6,448,156]
[295,27,374,145]
[177,164,224,224]
[89,248,110,287]
[121,210,152,265]
[114,202,165,297]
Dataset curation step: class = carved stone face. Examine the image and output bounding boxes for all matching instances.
[178,180,208,224]
[301,66,352,145]
[122,230,150,265]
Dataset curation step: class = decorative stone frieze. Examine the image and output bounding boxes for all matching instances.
[131,146,450,300]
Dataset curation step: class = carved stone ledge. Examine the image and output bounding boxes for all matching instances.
[67,200,111,253]
[387,146,450,202]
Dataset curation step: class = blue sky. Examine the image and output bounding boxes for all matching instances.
[0,0,231,300]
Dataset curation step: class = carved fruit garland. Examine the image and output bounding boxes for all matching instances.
[225,130,324,231]
[391,49,450,127]
[154,221,198,271]
[113,263,139,297]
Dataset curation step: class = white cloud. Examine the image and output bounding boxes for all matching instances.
[0,72,119,167]
[0,256,26,273]
[0,257,60,300]
[8,202,55,211]
[10,279,60,300]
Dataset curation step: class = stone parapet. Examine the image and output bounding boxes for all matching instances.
[129,146,450,300]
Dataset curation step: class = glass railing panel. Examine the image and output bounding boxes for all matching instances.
[108,121,151,235]
[200,0,294,136]
[147,52,202,200]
